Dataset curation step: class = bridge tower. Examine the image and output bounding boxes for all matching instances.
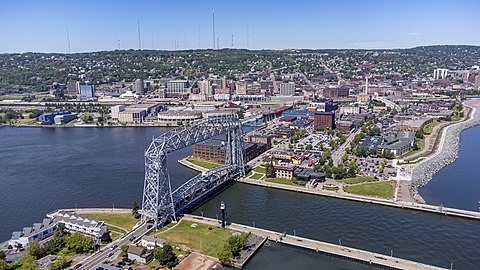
[141,115,245,227]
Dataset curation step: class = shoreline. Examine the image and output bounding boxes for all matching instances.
[410,99,480,197]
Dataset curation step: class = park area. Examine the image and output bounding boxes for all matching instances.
[343,180,396,199]
[154,220,235,257]
[187,158,222,170]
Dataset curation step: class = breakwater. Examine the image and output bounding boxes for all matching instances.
[411,102,480,193]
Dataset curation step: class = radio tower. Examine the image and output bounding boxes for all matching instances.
[137,19,142,50]
[212,10,216,49]
[66,28,71,54]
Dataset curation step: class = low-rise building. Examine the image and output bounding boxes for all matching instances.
[157,110,203,126]
[53,212,108,238]
[141,236,167,250]
[9,218,57,248]
[39,111,74,125]
[274,163,297,179]
[127,246,152,264]
[294,167,326,182]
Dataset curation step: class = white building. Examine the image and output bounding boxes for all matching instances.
[53,212,108,238]
[9,218,57,248]
[279,82,295,96]
[157,110,202,126]
[110,105,126,120]
[433,68,449,80]
[140,236,167,250]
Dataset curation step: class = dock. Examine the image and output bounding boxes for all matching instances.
[237,178,480,220]
[183,214,448,270]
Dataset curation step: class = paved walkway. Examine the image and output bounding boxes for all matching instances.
[183,214,447,270]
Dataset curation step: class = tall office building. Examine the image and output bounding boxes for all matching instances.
[134,79,145,94]
[279,82,295,96]
[198,80,212,95]
[165,80,190,97]
[76,82,95,99]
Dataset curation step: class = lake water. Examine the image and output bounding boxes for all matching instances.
[1,126,479,269]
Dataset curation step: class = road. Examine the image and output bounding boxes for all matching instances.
[332,129,361,165]
[78,223,151,270]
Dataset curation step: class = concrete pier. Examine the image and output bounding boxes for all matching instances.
[183,214,447,270]
[237,178,480,220]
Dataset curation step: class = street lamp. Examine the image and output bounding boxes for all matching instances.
[450,262,453,270]
[390,249,393,258]
[112,203,115,211]
[252,221,255,228]
[201,211,204,217]
[293,229,296,237]
[339,239,342,246]
[216,214,219,223]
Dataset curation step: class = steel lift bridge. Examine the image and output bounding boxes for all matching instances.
[141,114,246,227]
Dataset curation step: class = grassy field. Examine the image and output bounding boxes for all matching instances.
[265,177,304,186]
[323,186,339,191]
[338,176,377,185]
[85,213,138,231]
[187,158,222,170]
[344,180,396,199]
[154,220,233,257]
[253,166,266,174]
[250,173,263,180]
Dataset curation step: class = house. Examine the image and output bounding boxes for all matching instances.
[141,236,167,250]
[128,246,152,264]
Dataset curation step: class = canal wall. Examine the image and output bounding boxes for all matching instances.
[411,102,480,193]
[182,214,448,270]
[236,178,480,220]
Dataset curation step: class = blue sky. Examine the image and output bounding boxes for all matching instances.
[0,0,479,53]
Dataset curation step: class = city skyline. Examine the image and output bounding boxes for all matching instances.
[1,0,479,53]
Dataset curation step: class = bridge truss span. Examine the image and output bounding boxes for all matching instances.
[142,115,245,226]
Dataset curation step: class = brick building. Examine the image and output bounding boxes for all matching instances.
[314,112,335,130]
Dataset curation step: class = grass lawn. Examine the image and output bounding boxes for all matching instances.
[86,213,139,231]
[187,158,222,170]
[249,173,263,180]
[153,220,233,257]
[338,176,377,185]
[265,177,304,187]
[253,166,266,174]
[344,180,396,199]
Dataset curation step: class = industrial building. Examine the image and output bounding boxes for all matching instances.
[193,139,267,164]
[314,111,335,129]
[39,111,76,125]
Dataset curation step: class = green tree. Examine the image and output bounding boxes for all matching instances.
[20,253,39,270]
[27,242,45,259]
[265,162,275,178]
[120,245,129,257]
[305,144,313,150]
[0,251,5,260]
[217,249,232,264]
[132,200,140,219]
[65,232,93,254]
[0,259,8,270]
[153,244,175,265]
[48,256,70,270]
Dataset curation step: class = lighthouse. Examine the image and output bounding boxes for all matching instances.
[220,201,226,228]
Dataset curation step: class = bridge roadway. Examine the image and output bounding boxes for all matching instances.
[182,214,447,270]
[237,178,480,220]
